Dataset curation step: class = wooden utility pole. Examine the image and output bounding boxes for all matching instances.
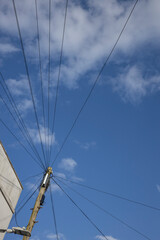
[23,167,53,240]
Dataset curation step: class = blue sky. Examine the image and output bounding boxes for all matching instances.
[0,0,160,240]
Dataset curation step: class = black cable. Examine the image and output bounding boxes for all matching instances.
[12,0,47,169]
[49,0,69,164]
[0,92,45,170]
[12,176,42,224]
[17,176,41,208]
[56,177,152,240]
[49,184,59,240]
[0,72,46,169]
[52,178,109,240]
[47,0,52,164]
[21,172,44,182]
[51,0,139,166]
[53,175,160,212]
[15,210,20,227]
[13,183,40,220]
[0,174,21,190]
[35,0,48,160]
[0,118,44,170]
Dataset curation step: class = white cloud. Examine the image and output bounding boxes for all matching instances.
[25,181,38,191]
[58,158,77,172]
[110,66,160,103]
[0,42,19,54]
[47,233,65,240]
[54,172,66,179]
[1,0,160,90]
[74,140,96,150]
[50,181,61,193]
[28,126,56,146]
[6,76,29,96]
[71,176,84,182]
[17,99,32,113]
[156,184,160,193]
[30,235,41,240]
[96,235,118,240]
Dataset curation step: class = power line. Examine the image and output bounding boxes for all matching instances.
[12,0,47,169]
[11,176,42,225]
[49,0,69,164]
[56,177,152,240]
[51,0,139,166]
[21,172,44,182]
[53,175,160,212]
[52,178,109,240]
[35,0,48,160]
[0,174,21,190]
[0,92,45,169]
[47,0,52,164]
[13,184,40,221]
[0,118,44,170]
[0,72,45,169]
[49,184,59,240]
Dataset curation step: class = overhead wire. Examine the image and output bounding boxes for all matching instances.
[0,72,45,169]
[52,178,109,240]
[55,177,152,240]
[51,0,139,167]
[12,184,40,225]
[49,184,59,240]
[0,174,21,190]
[53,175,160,212]
[35,0,48,160]
[21,172,44,183]
[0,92,45,169]
[0,177,40,224]
[12,0,48,169]
[0,118,44,170]
[12,176,42,225]
[48,0,69,164]
[47,0,52,164]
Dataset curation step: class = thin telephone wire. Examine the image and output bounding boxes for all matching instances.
[51,0,139,166]
[49,184,59,240]
[12,0,47,168]
[0,72,45,169]
[52,178,109,240]
[49,0,69,164]
[35,0,48,160]
[56,177,152,240]
[53,175,160,212]
[0,118,44,170]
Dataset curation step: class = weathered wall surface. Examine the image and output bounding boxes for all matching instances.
[0,142,23,240]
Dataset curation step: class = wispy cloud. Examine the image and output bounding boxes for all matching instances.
[47,233,65,240]
[71,176,84,182]
[6,76,29,96]
[0,42,19,54]
[96,235,118,240]
[54,171,84,184]
[1,0,160,91]
[17,99,32,113]
[54,172,66,179]
[25,181,39,191]
[58,158,77,172]
[28,126,56,146]
[110,65,160,103]
[50,181,61,193]
[74,140,96,150]
[30,236,40,240]
[156,184,160,193]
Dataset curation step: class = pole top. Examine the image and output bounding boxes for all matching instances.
[47,167,53,175]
